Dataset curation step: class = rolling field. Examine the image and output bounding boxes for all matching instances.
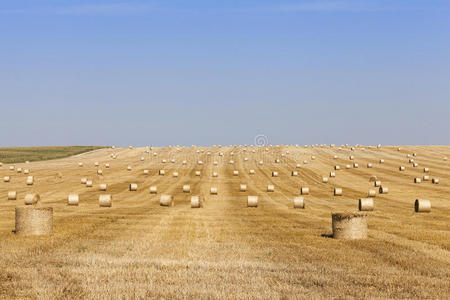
[0,145,449,299]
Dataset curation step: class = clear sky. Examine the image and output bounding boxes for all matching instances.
[1,0,449,147]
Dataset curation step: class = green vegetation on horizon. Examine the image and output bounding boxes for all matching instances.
[0,146,105,164]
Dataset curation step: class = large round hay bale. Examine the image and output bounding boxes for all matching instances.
[267,185,275,192]
[94,162,99,167]
[143,170,149,175]
[97,169,103,175]
[322,177,329,183]
[86,180,93,187]
[8,191,17,200]
[24,194,40,205]
[99,194,112,207]
[379,159,384,164]
[9,166,15,171]
[349,155,354,160]
[67,194,79,206]
[423,167,429,173]
[159,170,165,176]
[423,175,430,181]
[414,177,421,183]
[233,170,239,176]
[81,178,87,184]
[183,185,191,193]
[16,167,22,173]
[160,194,173,206]
[172,172,179,177]
[24,169,30,174]
[334,165,340,170]
[195,171,201,176]
[415,199,431,213]
[258,160,263,165]
[291,171,298,176]
[210,187,218,195]
[432,178,440,184]
[15,207,53,235]
[353,163,359,168]
[293,197,305,209]
[191,196,201,208]
[300,187,309,195]
[399,166,405,171]
[272,171,279,177]
[367,163,373,168]
[105,163,110,168]
[332,213,368,239]
[368,189,376,197]
[359,198,374,211]
[334,188,343,196]
[4,176,10,182]
[129,183,138,191]
[329,172,336,178]
[127,166,132,171]
[247,196,258,207]
[374,180,381,187]
[413,163,419,167]
[379,186,389,194]
[212,172,218,177]
[240,184,247,192]
[99,183,107,191]
[296,163,301,168]
[345,164,351,169]
[25,176,34,186]
[249,169,255,175]
[149,186,157,194]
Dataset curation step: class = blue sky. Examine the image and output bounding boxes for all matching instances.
[1,0,449,146]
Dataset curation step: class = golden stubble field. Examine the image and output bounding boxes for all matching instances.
[0,145,449,299]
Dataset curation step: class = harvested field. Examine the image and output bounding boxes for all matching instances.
[0,145,449,299]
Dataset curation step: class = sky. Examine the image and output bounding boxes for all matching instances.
[1,0,449,147]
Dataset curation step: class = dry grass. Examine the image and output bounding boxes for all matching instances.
[0,145,449,299]
[0,146,105,164]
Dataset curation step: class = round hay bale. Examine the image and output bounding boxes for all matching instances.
[17,168,22,173]
[173,172,179,177]
[409,158,414,163]
[229,160,235,164]
[423,175,430,181]
[94,162,99,167]
[333,155,338,159]
[4,176,10,182]
[9,166,15,171]
[24,169,30,174]
[105,163,110,168]
[143,170,149,175]
[127,166,132,171]
[86,180,93,187]
[300,187,309,195]
[162,159,167,164]
[399,166,405,171]
[379,159,384,164]
[322,177,329,183]
[195,171,201,176]
[415,199,431,213]
[233,170,239,176]
[369,176,378,182]
[311,156,316,160]
[197,160,203,165]
[349,155,354,160]
[26,176,34,185]
[291,171,298,176]
[140,157,145,161]
[414,177,421,183]
[267,185,275,192]
[210,187,218,195]
[97,169,103,175]
[247,196,258,208]
[67,194,79,206]
[334,165,340,170]
[334,188,343,196]
[432,178,440,184]
[345,164,351,169]
[359,198,374,211]
[374,180,381,187]
[240,184,247,192]
[159,170,165,176]
[275,159,280,163]
[24,193,40,205]
[332,212,368,239]
[213,161,218,166]
[244,157,249,162]
[423,167,429,173]
[149,186,157,194]
[182,160,187,165]
[129,183,138,191]
[367,163,373,168]
[353,163,359,168]
[296,163,301,168]
[160,194,173,206]
[191,196,201,208]
[293,197,305,209]
[99,183,107,191]
[8,191,17,200]
[303,160,308,164]
[444,157,448,161]
[368,189,376,197]
[183,185,191,193]
[413,153,417,157]
[81,178,87,184]
[413,163,419,167]
[272,171,279,177]
[212,172,218,177]
[15,207,53,235]
[249,169,255,175]
[379,186,389,194]
[99,194,112,207]
[330,172,336,177]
